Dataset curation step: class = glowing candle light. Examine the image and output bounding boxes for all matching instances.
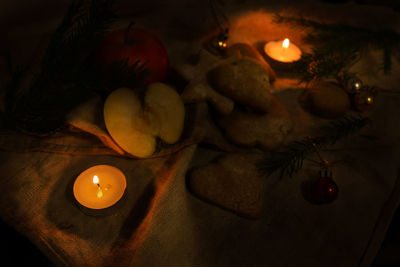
[282,38,290,48]
[73,165,126,209]
[93,175,99,184]
[264,38,302,63]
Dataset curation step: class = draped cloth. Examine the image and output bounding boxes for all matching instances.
[1,1,400,266]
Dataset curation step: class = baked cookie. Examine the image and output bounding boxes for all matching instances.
[208,58,272,112]
[226,42,276,81]
[188,153,263,219]
[217,97,293,150]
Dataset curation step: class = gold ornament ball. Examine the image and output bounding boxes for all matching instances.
[353,91,375,112]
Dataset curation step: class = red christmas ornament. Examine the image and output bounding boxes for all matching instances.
[313,173,339,204]
[307,137,339,204]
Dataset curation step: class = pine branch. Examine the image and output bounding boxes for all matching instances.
[258,141,314,178]
[321,116,371,144]
[257,116,370,178]
[297,50,359,83]
[36,0,117,85]
[9,0,119,135]
[39,0,116,72]
[274,14,400,81]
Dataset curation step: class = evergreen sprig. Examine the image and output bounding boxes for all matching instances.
[274,14,400,82]
[257,115,370,178]
[41,0,116,68]
[3,0,142,135]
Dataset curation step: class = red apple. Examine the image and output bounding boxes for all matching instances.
[94,23,169,87]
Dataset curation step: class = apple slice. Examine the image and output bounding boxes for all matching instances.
[104,87,157,158]
[145,82,185,144]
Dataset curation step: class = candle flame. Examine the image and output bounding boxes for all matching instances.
[282,38,290,48]
[93,175,99,184]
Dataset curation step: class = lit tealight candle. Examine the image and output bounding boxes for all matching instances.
[264,38,302,63]
[73,165,126,209]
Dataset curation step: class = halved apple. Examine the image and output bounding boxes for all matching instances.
[103,87,157,158]
[103,83,185,158]
[145,82,185,144]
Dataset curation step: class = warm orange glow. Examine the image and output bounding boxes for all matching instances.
[366,96,373,104]
[282,38,290,48]
[73,165,127,209]
[93,175,99,184]
[264,38,301,63]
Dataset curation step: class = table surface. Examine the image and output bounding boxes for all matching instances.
[1,1,400,266]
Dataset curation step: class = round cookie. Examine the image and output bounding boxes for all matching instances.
[188,153,263,219]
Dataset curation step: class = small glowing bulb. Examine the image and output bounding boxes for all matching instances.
[354,82,361,89]
[282,38,290,48]
[218,41,227,48]
[93,175,99,184]
[366,96,373,104]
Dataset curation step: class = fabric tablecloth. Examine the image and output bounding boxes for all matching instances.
[1,1,400,266]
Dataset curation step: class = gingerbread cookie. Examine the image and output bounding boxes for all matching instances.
[188,153,263,219]
[217,97,293,150]
[226,42,276,81]
[208,58,272,112]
